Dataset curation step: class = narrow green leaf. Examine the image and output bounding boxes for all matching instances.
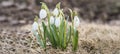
[66,26,71,46]
[42,22,47,48]
[59,18,65,48]
[72,29,79,51]
[45,26,55,47]
[49,25,58,48]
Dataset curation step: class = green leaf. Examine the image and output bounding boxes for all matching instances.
[59,18,64,48]
[63,21,67,49]
[42,22,47,48]
[45,25,55,47]
[49,25,59,48]
[72,29,79,51]
[66,26,71,46]
[42,22,57,48]
[66,17,71,45]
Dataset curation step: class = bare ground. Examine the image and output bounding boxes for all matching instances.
[0,23,120,54]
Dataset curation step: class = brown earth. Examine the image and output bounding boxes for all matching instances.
[0,23,120,54]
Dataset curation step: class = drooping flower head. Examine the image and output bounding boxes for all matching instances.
[50,16,55,24]
[55,17,61,27]
[53,8,59,16]
[74,16,80,28]
[39,9,47,19]
[52,2,60,16]
[39,2,49,19]
[32,22,38,31]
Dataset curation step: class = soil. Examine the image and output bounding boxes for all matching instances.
[0,23,120,54]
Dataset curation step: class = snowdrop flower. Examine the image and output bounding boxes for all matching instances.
[74,16,80,28]
[39,9,47,19]
[50,16,55,24]
[55,18,61,27]
[53,8,59,16]
[32,22,38,31]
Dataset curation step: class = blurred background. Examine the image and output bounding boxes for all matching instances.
[0,0,120,26]
[0,0,120,54]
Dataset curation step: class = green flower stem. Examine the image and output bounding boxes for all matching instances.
[38,25,43,40]
[63,21,67,49]
[42,22,47,49]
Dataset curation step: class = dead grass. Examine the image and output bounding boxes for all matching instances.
[0,23,120,54]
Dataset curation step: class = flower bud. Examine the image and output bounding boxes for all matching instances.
[74,16,80,28]
[55,18,61,27]
[32,22,38,31]
[53,8,59,16]
[50,16,55,24]
[39,9,47,19]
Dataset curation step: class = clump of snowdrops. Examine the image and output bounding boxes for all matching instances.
[32,2,80,51]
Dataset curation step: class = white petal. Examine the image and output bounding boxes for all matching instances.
[53,8,59,16]
[32,22,38,31]
[39,9,47,19]
[50,16,55,24]
[55,18,61,27]
[74,16,80,27]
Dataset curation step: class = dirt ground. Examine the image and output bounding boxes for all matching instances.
[0,0,120,54]
[0,23,120,54]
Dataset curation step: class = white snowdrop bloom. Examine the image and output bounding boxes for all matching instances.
[74,16,80,28]
[53,8,59,16]
[39,9,47,19]
[50,16,55,24]
[32,22,38,31]
[55,18,61,27]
